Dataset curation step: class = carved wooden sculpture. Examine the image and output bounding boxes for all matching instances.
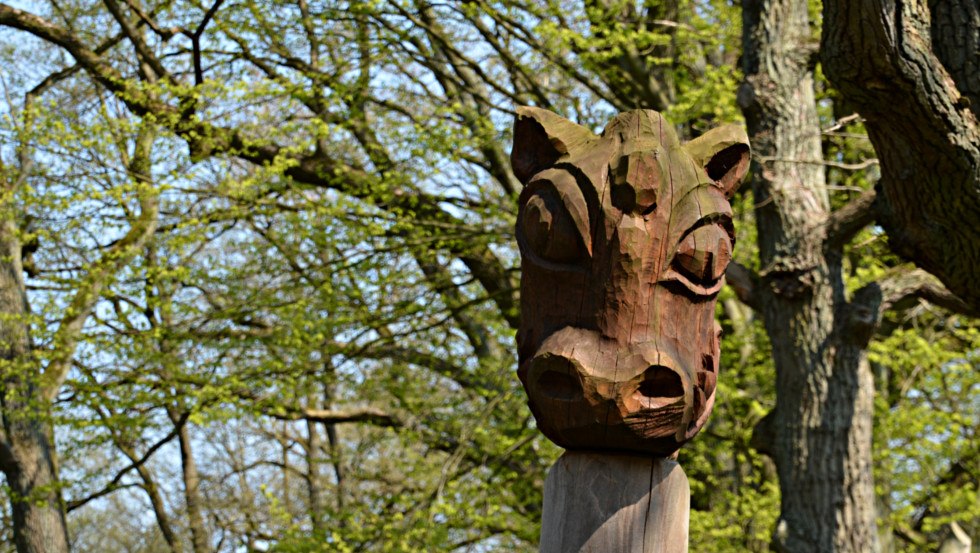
[513,108,749,551]
[513,107,749,457]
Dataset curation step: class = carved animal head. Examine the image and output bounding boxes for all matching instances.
[512,107,749,456]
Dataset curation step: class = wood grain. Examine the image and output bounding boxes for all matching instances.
[540,451,689,553]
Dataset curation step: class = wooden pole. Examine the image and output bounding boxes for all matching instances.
[510,108,750,553]
[937,522,972,553]
[540,452,689,553]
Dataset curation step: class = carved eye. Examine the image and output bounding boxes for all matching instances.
[518,170,591,268]
[665,224,732,295]
[522,190,582,263]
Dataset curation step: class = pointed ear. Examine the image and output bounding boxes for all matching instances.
[685,124,750,197]
[511,106,596,185]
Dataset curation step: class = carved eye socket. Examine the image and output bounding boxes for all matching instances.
[518,170,591,269]
[522,190,582,263]
[665,224,732,295]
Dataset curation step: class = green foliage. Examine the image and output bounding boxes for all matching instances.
[685,308,780,552]
[871,316,980,549]
[0,1,975,552]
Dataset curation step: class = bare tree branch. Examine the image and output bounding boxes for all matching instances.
[851,267,979,332]
[41,122,161,401]
[756,156,878,171]
[267,407,401,427]
[824,188,877,250]
[101,0,168,82]
[191,0,224,85]
[66,411,188,512]
[878,268,978,317]
[725,260,761,311]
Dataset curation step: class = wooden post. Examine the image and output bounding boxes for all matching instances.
[510,108,749,552]
[937,522,972,553]
[541,452,689,553]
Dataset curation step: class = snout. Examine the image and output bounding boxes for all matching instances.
[519,326,713,455]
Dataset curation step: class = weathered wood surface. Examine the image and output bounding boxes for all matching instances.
[512,107,749,456]
[540,452,690,553]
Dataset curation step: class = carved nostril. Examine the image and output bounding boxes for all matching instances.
[636,365,684,403]
[537,369,580,401]
[633,365,684,409]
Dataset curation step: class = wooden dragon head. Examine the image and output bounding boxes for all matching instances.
[512,107,749,456]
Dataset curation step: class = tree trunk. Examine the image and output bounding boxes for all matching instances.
[171,412,210,553]
[2,437,69,553]
[739,1,879,552]
[305,416,325,532]
[821,1,980,309]
[872,360,897,553]
[0,218,69,553]
[320,374,344,512]
[128,443,183,553]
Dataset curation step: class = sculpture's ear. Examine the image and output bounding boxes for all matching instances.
[511,106,596,185]
[685,124,751,198]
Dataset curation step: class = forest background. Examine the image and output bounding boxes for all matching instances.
[0,0,976,552]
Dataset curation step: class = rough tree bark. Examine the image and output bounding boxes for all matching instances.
[0,218,70,553]
[821,1,980,310]
[739,1,879,551]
